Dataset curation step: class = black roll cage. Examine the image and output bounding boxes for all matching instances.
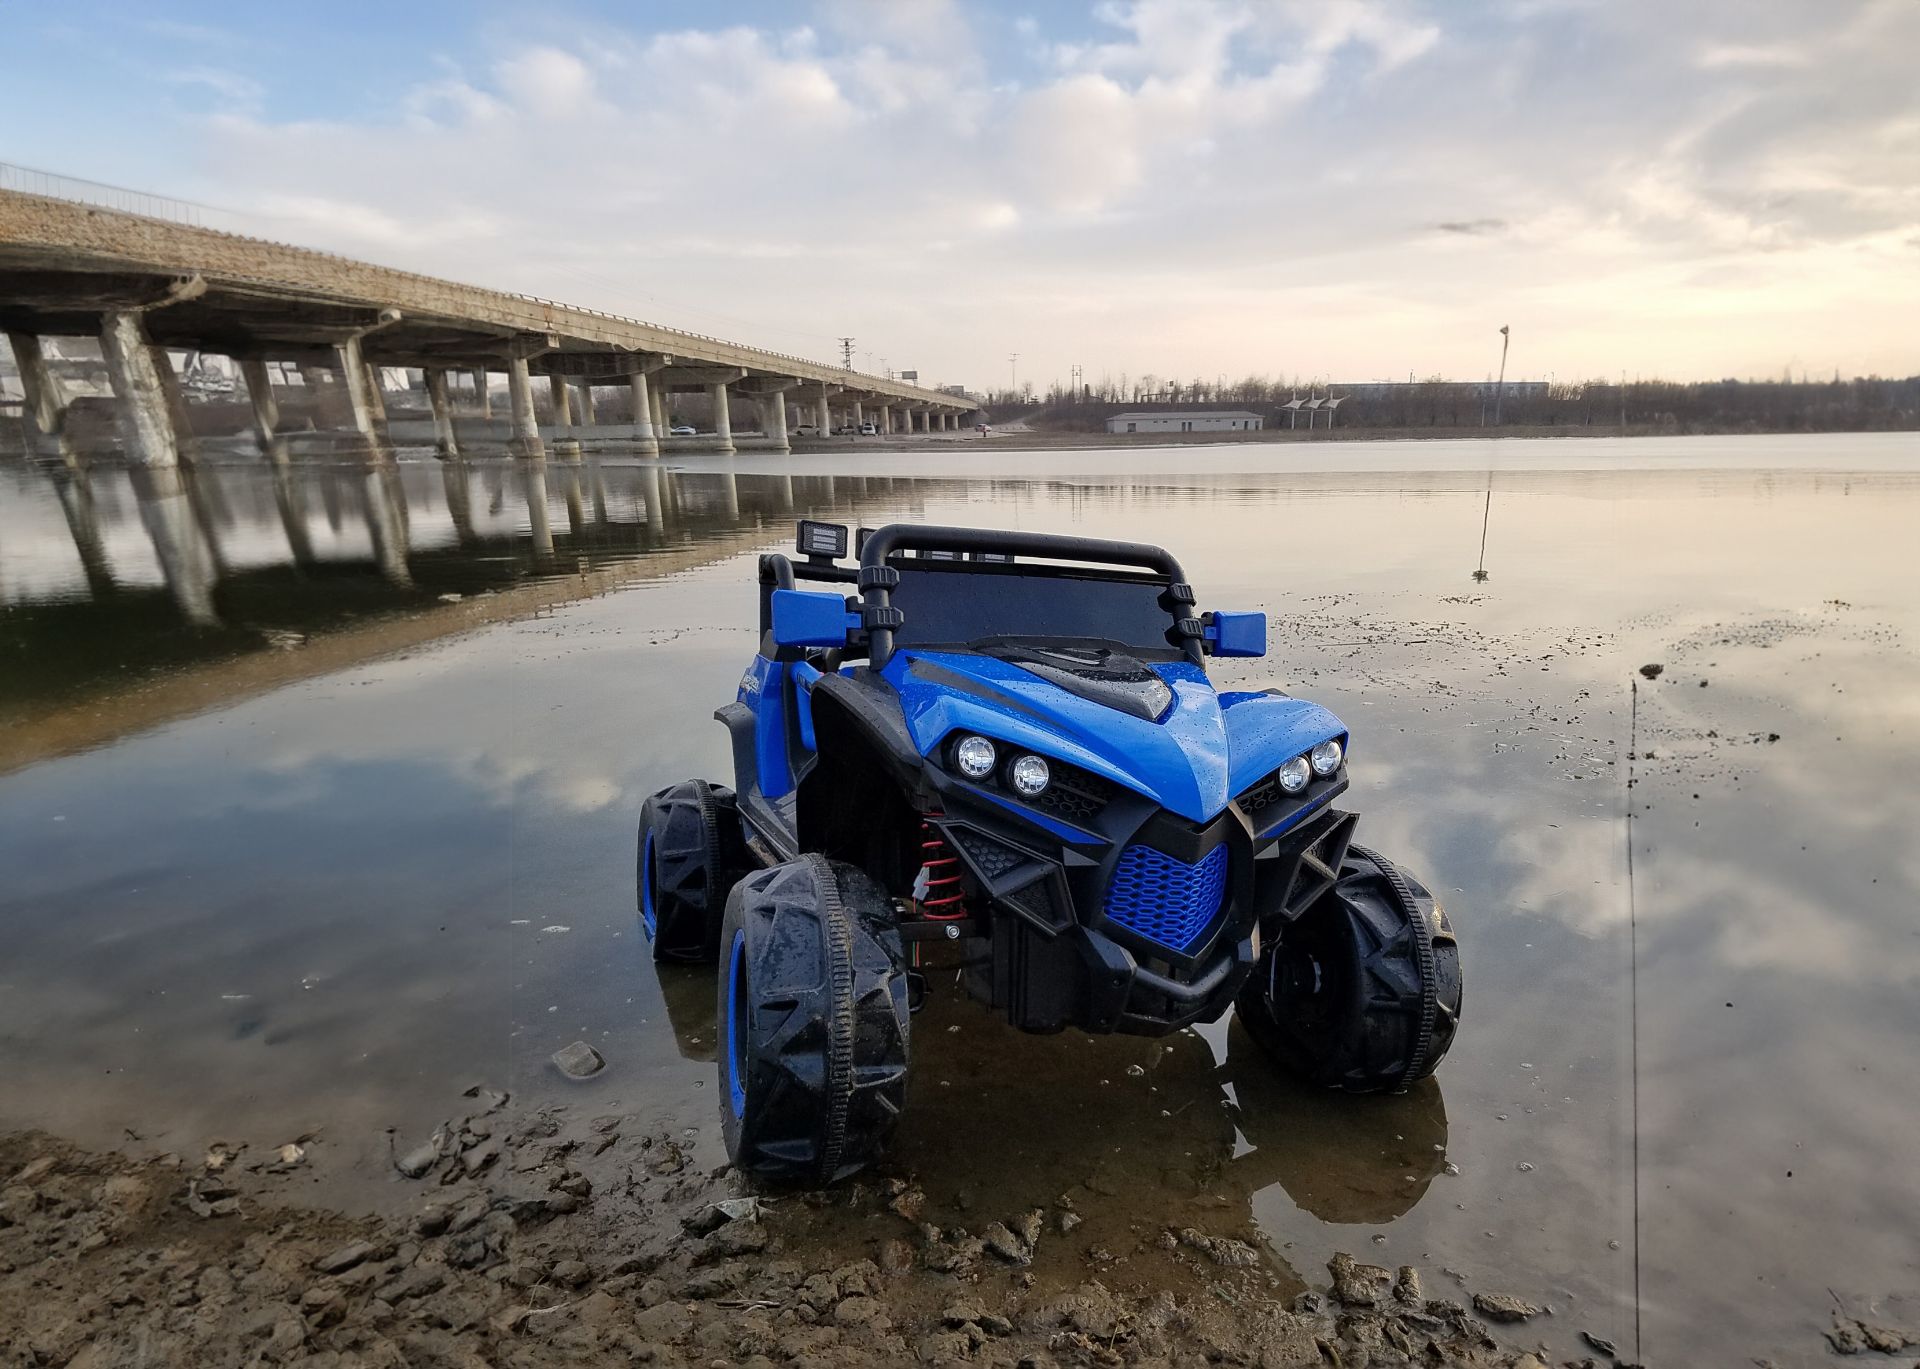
[759,523,1203,669]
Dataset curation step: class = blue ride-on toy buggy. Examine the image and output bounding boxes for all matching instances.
[638,522,1462,1184]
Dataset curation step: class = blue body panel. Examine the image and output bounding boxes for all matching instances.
[738,656,798,800]
[1217,691,1349,799]
[879,651,1345,824]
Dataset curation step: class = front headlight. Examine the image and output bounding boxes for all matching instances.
[1310,738,1344,776]
[1011,754,1051,797]
[955,735,997,779]
[1277,755,1312,794]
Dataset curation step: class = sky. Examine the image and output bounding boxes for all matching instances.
[5,0,1917,394]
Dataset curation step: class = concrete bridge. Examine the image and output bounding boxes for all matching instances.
[0,186,977,466]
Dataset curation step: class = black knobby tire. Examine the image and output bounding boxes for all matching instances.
[637,780,745,963]
[1235,846,1462,1093]
[718,855,911,1185]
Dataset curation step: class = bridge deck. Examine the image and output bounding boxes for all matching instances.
[0,189,964,407]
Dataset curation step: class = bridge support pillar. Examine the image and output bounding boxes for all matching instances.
[425,367,460,459]
[576,378,595,426]
[99,310,189,469]
[6,332,77,466]
[651,386,669,441]
[878,403,892,435]
[764,392,790,453]
[547,373,573,427]
[627,370,659,456]
[363,360,389,427]
[852,400,865,432]
[507,357,545,459]
[815,391,831,436]
[330,336,387,452]
[471,368,492,416]
[709,381,735,454]
[238,357,286,458]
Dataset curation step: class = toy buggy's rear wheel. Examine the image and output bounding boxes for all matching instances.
[637,780,744,964]
[718,855,911,1185]
[1236,847,1461,1093]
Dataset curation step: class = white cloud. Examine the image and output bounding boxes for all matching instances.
[495,46,596,119]
[163,66,264,108]
[145,0,1920,390]
[1694,42,1809,71]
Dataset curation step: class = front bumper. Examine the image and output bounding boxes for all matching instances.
[925,766,1354,1035]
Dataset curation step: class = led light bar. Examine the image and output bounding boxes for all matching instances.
[795,520,849,559]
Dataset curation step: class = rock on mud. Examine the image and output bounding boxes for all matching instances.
[1176,1227,1261,1268]
[1329,1251,1393,1306]
[551,1041,606,1078]
[312,1240,380,1274]
[981,1220,1032,1266]
[1472,1290,1540,1322]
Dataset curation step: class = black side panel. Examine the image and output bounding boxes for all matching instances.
[716,702,758,802]
[810,672,921,777]
[717,701,795,862]
[794,676,925,897]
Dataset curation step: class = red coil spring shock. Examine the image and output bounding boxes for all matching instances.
[917,813,968,920]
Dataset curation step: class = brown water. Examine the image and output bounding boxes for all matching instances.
[1,433,1917,1364]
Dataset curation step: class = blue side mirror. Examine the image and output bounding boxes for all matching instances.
[1206,610,1267,658]
[771,589,853,648]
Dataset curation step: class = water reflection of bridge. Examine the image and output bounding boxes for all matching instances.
[6,460,913,622]
[0,458,928,768]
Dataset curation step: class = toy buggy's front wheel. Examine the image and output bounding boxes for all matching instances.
[1237,847,1462,1094]
[718,855,911,1185]
[637,780,744,964]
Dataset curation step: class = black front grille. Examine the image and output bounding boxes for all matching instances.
[1031,770,1116,826]
[1237,775,1280,816]
[949,826,1025,880]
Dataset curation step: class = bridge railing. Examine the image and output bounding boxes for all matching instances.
[0,163,205,227]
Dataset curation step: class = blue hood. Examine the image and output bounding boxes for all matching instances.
[879,651,1345,824]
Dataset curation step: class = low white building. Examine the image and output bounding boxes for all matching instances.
[1106,410,1263,434]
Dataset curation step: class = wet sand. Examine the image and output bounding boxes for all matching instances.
[2,435,1917,1364]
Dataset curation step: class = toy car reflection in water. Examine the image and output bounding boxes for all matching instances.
[638,521,1463,1184]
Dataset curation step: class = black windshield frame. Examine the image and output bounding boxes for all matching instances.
[856,523,1201,669]
[885,559,1185,660]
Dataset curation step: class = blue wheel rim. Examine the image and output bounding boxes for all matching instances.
[640,832,657,938]
[726,929,748,1120]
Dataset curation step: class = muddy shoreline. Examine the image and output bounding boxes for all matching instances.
[0,1100,1625,1369]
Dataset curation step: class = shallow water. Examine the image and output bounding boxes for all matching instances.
[1,434,1916,1364]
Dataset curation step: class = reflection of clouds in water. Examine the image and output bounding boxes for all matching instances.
[1343,711,1628,941]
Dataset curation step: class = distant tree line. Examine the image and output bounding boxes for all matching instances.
[982,374,1920,435]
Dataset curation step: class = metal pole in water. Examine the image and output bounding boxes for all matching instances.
[1493,325,1510,426]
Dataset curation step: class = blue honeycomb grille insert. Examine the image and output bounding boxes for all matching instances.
[1103,843,1231,955]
